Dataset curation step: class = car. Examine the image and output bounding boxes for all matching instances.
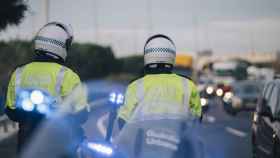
[226,80,263,112]
[252,79,280,158]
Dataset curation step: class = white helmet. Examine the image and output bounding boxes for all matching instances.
[144,34,176,66]
[34,22,73,61]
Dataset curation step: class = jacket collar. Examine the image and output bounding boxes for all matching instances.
[33,51,65,65]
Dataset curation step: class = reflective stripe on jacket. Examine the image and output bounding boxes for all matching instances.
[5,62,88,113]
[118,74,201,122]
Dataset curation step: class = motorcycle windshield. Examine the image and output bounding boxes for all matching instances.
[114,100,203,158]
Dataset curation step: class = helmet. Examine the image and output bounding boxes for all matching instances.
[144,34,176,66]
[34,22,73,61]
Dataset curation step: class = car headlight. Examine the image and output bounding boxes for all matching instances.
[216,88,224,97]
[201,98,208,106]
[206,86,214,95]
[223,92,234,103]
[224,92,233,99]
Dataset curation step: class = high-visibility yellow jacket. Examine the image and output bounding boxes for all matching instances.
[5,62,88,114]
[118,74,201,122]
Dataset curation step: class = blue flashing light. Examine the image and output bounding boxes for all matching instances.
[20,91,30,99]
[87,142,113,156]
[22,99,35,111]
[30,90,44,104]
[109,92,124,105]
[116,94,124,105]
[109,92,116,103]
[17,89,55,114]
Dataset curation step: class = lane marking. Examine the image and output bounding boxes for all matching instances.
[257,145,271,155]
[225,126,247,138]
[97,113,109,138]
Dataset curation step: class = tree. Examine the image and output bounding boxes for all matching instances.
[0,0,27,31]
[67,43,118,80]
[118,55,144,75]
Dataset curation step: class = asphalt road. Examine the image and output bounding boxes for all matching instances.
[0,81,253,158]
[199,98,253,158]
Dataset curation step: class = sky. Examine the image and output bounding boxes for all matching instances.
[0,0,280,57]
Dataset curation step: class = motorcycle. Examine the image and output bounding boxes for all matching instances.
[80,93,204,158]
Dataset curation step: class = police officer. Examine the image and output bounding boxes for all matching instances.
[118,34,201,128]
[5,22,89,152]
